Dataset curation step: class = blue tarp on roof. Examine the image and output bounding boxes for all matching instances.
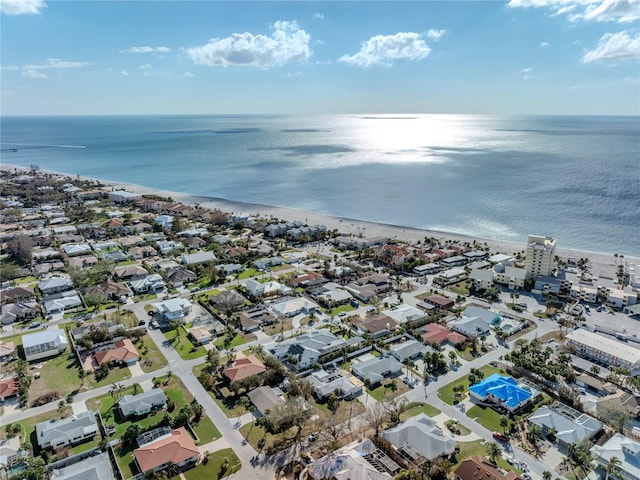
[469,373,532,409]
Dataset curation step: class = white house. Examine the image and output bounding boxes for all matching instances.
[155,298,193,322]
[382,414,456,461]
[245,279,291,298]
[22,328,69,362]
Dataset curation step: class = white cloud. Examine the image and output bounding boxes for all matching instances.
[521,67,533,72]
[427,29,448,41]
[581,30,640,62]
[2,58,89,75]
[184,20,311,68]
[183,72,194,77]
[282,71,302,77]
[122,46,171,54]
[313,12,324,20]
[540,41,551,47]
[508,0,640,23]
[1,0,46,15]
[121,70,129,76]
[139,64,152,69]
[22,69,48,79]
[523,73,533,80]
[339,31,431,67]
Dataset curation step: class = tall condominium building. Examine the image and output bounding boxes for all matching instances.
[524,235,557,279]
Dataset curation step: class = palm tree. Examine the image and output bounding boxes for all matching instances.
[448,350,457,364]
[604,456,622,480]
[486,441,501,464]
[500,415,509,434]
[542,471,553,480]
[527,423,541,447]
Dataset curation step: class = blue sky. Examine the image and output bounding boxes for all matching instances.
[1,0,639,115]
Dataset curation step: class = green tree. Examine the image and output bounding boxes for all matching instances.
[486,441,501,464]
[605,456,622,480]
[500,415,509,434]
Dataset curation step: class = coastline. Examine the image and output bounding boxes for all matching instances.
[2,164,637,277]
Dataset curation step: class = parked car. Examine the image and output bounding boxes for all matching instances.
[492,431,508,442]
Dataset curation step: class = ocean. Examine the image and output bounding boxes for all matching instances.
[1,114,638,256]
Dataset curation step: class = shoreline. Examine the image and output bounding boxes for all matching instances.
[2,164,637,277]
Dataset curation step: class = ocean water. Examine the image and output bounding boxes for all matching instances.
[1,114,638,256]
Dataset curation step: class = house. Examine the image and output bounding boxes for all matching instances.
[181,251,216,265]
[156,298,193,322]
[117,389,167,419]
[311,438,398,480]
[271,296,319,318]
[440,255,468,268]
[267,329,362,371]
[462,306,501,326]
[468,373,533,412]
[128,245,157,259]
[157,240,183,255]
[388,339,430,362]
[313,283,353,307]
[494,265,527,290]
[1,301,39,325]
[94,339,140,366]
[382,304,427,325]
[165,268,197,287]
[528,402,602,448]
[133,427,199,475]
[248,386,284,416]
[236,307,277,333]
[307,368,363,400]
[101,250,129,263]
[382,413,456,461]
[0,341,16,362]
[0,286,34,304]
[448,316,491,339]
[22,328,68,362]
[352,314,398,338]
[43,291,83,315]
[351,355,404,387]
[87,280,133,300]
[67,255,99,268]
[62,244,92,257]
[423,294,454,310]
[591,433,640,480]
[0,377,19,402]
[224,354,267,382]
[35,411,99,450]
[49,451,114,480]
[420,323,467,347]
[209,290,247,312]
[155,214,173,229]
[38,276,73,295]
[454,456,524,480]
[187,325,214,344]
[245,279,292,298]
[129,274,165,295]
[290,271,328,289]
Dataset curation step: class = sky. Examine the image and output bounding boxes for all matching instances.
[1,0,639,115]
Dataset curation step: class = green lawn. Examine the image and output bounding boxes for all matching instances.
[137,335,169,372]
[163,327,208,360]
[400,402,441,420]
[114,445,138,480]
[239,421,268,451]
[329,304,354,316]
[448,281,470,295]
[438,365,501,405]
[0,407,71,443]
[86,385,160,440]
[454,440,516,472]
[238,268,260,279]
[467,405,503,431]
[184,448,241,480]
[367,378,409,401]
[213,333,248,349]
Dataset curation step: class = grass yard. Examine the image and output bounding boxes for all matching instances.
[329,304,354,316]
[454,440,516,472]
[238,268,260,279]
[136,335,169,372]
[184,448,241,480]
[448,281,470,295]
[163,327,208,360]
[467,405,503,431]
[213,333,248,349]
[0,407,72,443]
[109,310,139,328]
[115,445,138,480]
[438,365,501,405]
[400,402,441,421]
[367,378,410,402]
[262,319,294,336]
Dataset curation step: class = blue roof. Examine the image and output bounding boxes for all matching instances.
[469,373,532,409]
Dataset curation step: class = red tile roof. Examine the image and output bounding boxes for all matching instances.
[224,354,266,382]
[133,427,199,473]
[95,339,139,365]
[422,323,466,345]
[454,456,523,480]
[0,377,19,400]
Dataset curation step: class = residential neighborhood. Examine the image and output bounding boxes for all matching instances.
[0,169,639,480]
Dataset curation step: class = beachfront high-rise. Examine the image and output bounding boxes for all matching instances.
[524,235,557,279]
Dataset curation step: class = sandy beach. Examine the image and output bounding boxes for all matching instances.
[2,164,637,278]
